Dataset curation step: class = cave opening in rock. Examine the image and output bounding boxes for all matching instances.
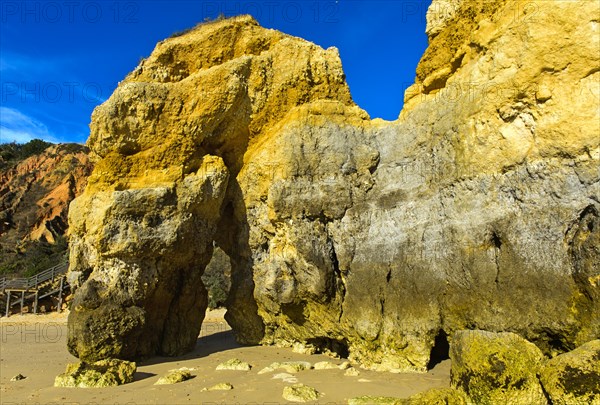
[201,243,232,310]
[306,337,350,359]
[427,329,450,370]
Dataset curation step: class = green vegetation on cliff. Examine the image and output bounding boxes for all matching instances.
[0,139,53,170]
[0,236,68,277]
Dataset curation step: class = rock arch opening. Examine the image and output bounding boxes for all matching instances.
[201,244,232,310]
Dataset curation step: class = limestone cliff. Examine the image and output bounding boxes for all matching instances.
[67,2,599,373]
[0,143,92,275]
[67,15,359,360]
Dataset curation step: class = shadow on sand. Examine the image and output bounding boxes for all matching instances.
[139,325,245,367]
[133,371,157,382]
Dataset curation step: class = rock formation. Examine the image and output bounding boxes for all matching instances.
[450,330,547,404]
[67,14,360,361]
[67,155,229,360]
[66,0,599,375]
[540,339,600,404]
[54,359,136,388]
[0,143,92,275]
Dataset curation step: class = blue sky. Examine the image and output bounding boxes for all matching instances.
[1,0,430,144]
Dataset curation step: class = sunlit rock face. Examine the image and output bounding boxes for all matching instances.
[67,1,599,371]
[66,15,358,360]
[67,155,229,361]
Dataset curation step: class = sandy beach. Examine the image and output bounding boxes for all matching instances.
[1,309,450,404]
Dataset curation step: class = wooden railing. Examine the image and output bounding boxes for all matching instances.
[0,262,68,292]
[1,262,70,317]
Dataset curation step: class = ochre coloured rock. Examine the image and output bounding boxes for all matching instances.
[450,330,548,405]
[313,361,340,370]
[425,0,464,38]
[282,383,321,402]
[54,359,136,388]
[67,1,599,375]
[67,155,229,361]
[338,361,351,370]
[272,373,298,383]
[201,382,234,391]
[258,361,312,374]
[540,340,600,405]
[344,367,360,377]
[67,14,356,360]
[154,369,193,385]
[216,358,252,371]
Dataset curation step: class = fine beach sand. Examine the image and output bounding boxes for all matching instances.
[1,309,451,404]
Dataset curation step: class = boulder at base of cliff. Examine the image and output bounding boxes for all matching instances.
[54,359,136,388]
[450,330,548,405]
[540,340,600,405]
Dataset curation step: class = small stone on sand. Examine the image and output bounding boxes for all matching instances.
[216,358,251,371]
[314,361,339,370]
[201,382,234,391]
[344,367,360,376]
[272,373,298,383]
[155,370,193,385]
[258,361,312,374]
[282,383,321,402]
[338,361,351,370]
[292,342,316,355]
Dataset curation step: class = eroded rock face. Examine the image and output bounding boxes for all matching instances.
[425,0,464,38]
[67,156,229,360]
[540,340,600,405]
[66,15,356,360]
[68,1,599,372]
[237,0,599,372]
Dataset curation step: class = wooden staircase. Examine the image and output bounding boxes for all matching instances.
[0,262,69,317]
